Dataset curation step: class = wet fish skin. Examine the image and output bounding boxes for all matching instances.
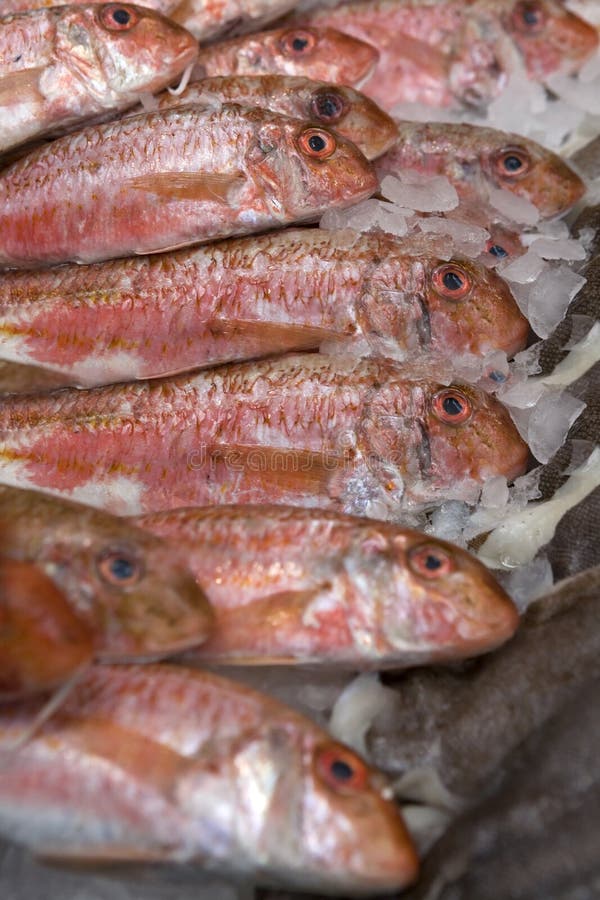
[145,75,398,160]
[0,557,93,698]
[0,3,199,154]
[0,0,296,42]
[376,121,586,220]
[133,504,519,667]
[0,664,419,893]
[0,229,529,388]
[0,104,377,268]
[0,485,214,660]
[302,0,598,110]
[191,25,379,87]
[0,354,530,517]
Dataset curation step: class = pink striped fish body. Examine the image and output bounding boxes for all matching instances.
[0,229,528,388]
[0,104,376,268]
[134,504,520,667]
[0,3,198,153]
[0,664,419,892]
[0,354,529,517]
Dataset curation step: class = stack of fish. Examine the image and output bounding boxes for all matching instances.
[0,0,596,895]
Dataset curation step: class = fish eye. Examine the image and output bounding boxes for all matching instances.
[316,744,369,793]
[310,90,346,123]
[512,1,546,32]
[280,29,317,57]
[486,240,509,259]
[493,147,531,179]
[432,263,472,300]
[408,544,455,579]
[298,127,337,159]
[432,388,473,425]
[97,548,144,587]
[99,4,138,30]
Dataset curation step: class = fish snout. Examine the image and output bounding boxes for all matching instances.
[455,579,520,655]
[346,794,420,892]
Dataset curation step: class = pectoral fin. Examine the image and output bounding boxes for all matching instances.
[0,68,45,106]
[127,172,245,203]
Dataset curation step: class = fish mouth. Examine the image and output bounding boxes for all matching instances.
[353,59,378,92]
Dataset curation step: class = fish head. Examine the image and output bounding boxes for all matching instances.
[503,0,598,77]
[176,721,417,892]
[422,382,530,495]
[259,26,379,86]
[246,112,378,218]
[479,131,586,218]
[296,82,399,160]
[295,737,419,892]
[423,256,529,357]
[371,530,519,662]
[77,528,215,660]
[368,252,529,358]
[63,3,199,100]
[11,497,214,660]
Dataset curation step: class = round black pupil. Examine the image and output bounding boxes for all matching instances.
[442,270,464,292]
[110,557,135,580]
[443,396,464,416]
[522,6,540,25]
[503,155,523,172]
[331,759,354,781]
[112,8,131,23]
[424,554,442,570]
[316,95,341,119]
[308,134,327,153]
[292,36,309,51]
[489,243,508,258]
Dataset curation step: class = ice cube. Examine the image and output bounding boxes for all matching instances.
[380,173,459,213]
[529,237,587,261]
[488,187,540,226]
[499,249,546,283]
[525,265,586,338]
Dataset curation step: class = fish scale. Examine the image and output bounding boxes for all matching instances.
[0,353,529,517]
